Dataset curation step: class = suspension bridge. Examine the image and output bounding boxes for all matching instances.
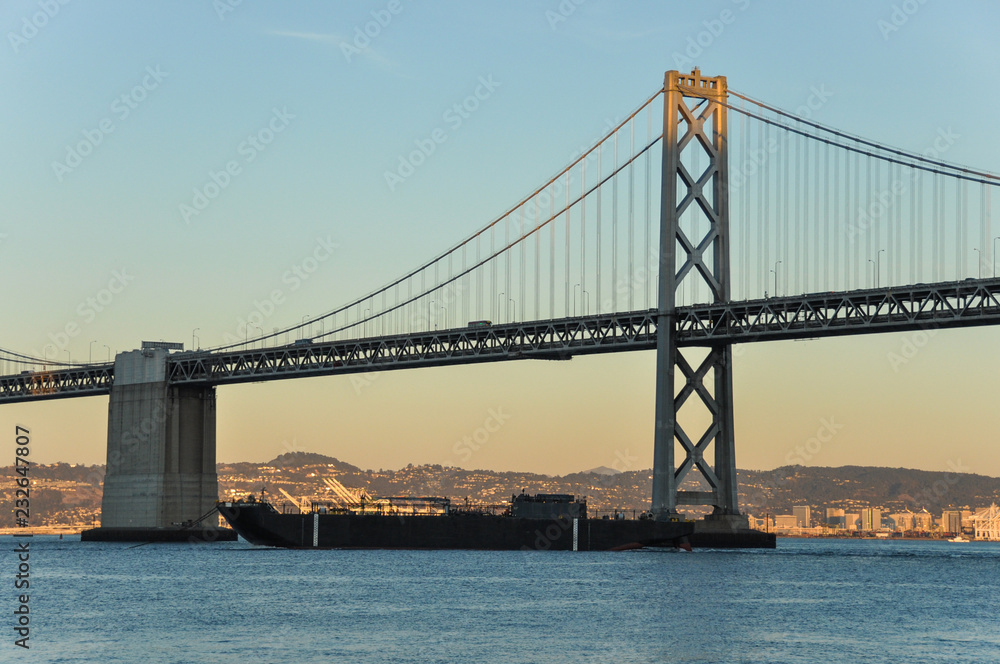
[3,69,999,540]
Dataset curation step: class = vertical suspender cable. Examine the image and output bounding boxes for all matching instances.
[916,170,924,283]
[793,126,801,295]
[491,222,496,319]
[865,152,872,286]
[756,118,764,296]
[814,135,822,289]
[504,209,511,322]
[519,208,525,321]
[910,167,917,284]
[833,146,840,290]
[534,199,540,321]
[762,120,770,296]
[897,163,904,285]
[628,117,635,311]
[740,104,748,299]
[980,183,987,280]
[608,131,618,314]
[581,158,587,314]
[646,106,653,309]
[988,187,994,277]
[958,179,967,279]
[780,129,788,295]
[550,179,556,318]
[871,159,888,286]
[596,143,602,314]
[932,173,940,281]
[565,170,571,316]
[802,127,810,293]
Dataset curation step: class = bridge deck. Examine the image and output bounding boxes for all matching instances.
[3,278,999,402]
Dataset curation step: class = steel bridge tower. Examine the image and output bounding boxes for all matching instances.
[652,70,742,524]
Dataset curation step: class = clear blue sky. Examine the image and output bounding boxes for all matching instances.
[2,1,999,477]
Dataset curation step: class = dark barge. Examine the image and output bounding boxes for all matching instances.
[217,493,696,551]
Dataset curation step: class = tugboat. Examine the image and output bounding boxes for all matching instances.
[216,492,694,551]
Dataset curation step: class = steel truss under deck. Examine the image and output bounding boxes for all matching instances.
[3,277,1000,403]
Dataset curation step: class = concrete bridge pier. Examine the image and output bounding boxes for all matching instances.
[82,349,233,542]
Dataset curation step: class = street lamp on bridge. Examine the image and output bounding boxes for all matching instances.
[103,345,110,362]
[771,260,782,297]
[192,328,200,351]
[868,259,876,288]
[973,248,982,279]
[89,340,97,363]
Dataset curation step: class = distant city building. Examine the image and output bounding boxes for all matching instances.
[826,508,846,528]
[774,515,798,529]
[793,505,811,528]
[844,513,860,531]
[914,511,934,531]
[942,510,962,534]
[890,511,916,532]
[861,508,882,532]
[961,510,974,531]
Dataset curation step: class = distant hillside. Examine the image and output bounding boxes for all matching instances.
[3,459,999,528]
[267,452,362,473]
[738,465,1000,515]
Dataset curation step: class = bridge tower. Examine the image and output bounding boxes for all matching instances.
[652,70,744,527]
[90,348,220,537]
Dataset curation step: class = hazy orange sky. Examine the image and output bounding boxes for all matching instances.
[3,3,999,477]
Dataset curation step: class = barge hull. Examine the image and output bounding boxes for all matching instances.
[218,501,694,551]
